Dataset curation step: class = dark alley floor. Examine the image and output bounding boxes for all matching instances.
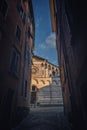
[12,106,72,130]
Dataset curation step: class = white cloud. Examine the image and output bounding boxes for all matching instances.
[39,33,56,50]
[36,17,42,28]
[39,44,46,49]
[46,33,56,48]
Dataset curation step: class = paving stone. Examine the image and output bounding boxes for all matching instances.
[12,106,72,130]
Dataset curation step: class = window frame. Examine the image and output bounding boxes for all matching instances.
[25,43,31,65]
[17,0,26,24]
[24,80,27,97]
[0,0,8,18]
[15,25,21,43]
[9,47,20,77]
[32,86,36,91]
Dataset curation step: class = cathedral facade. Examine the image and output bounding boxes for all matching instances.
[31,55,63,106]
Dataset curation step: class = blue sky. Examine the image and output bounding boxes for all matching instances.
[32,0,58,66]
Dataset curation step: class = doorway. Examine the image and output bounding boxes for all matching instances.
[30,86,37,105]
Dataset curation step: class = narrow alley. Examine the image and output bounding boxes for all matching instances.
[0,0,87,130]
[12,106,71,130]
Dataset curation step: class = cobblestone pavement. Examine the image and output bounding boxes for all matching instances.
[12,106,72,130]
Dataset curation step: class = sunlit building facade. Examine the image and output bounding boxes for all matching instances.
[31,55,63,106]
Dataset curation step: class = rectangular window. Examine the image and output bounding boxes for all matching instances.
[27,27,33,39]
[25,43,31,65]
[63,61,67,83]
[28,10,31,18]
[17,0,26,24]
[0,0,8,17]
[25,80,27,97]
[27,27,31,38]
[16,25,21,42]
[22,12,26,24]
[17,0,23,15]
[54,0,57,13]
[10,48,20,76]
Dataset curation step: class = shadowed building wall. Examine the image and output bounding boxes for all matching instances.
[49,0,87,129]
[0,0,35,128]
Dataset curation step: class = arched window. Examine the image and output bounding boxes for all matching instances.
[45,63,47,69]
[48,65,51,70]
[56,68,58,72]
[52,71,55,76]
[49,74,52,77]
[41,63,44,67]
[52,67,54,70]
